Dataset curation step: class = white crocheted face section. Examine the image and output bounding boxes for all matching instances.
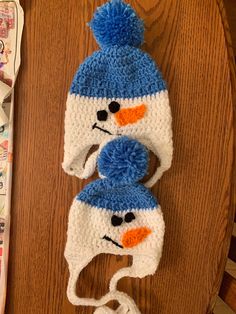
[65,199,165,309]
[65,199,165,259]
[63,91,172,185]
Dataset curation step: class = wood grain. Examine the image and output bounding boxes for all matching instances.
[219,272,236,312]
[5,0,235,313]
[224,0,236,57]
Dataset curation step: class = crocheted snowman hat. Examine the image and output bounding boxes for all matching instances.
[65,137,165,313]
[62,0,172,188]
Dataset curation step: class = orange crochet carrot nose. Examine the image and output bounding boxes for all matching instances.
[121,227,152,248]
[115,104,146,127]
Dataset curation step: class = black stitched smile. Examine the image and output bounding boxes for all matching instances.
[92,123,113,135]
[92,123,122,136]
[102,235,123,248]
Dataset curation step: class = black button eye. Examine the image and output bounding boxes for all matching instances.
[111,215,123,227]
[109,101,120,113]
[97,110,108,121]
[124,212,135,223]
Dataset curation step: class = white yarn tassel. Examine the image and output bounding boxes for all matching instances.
[94,304,130,314]
[93,295,141,314]
[66,257,141,313]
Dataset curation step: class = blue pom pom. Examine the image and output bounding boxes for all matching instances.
[89,0,144,48]
[98,136,148,184]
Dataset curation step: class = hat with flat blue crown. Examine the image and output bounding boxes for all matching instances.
[63,0,173,188]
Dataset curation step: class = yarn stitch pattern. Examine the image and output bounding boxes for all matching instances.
[64,0,172,312]
[65,137,165,314]
[62,0,173,189]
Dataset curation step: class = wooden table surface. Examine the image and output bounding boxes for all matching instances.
[5,0,235,313]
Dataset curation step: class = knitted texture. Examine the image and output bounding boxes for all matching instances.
[63,0,173,189]
[70,0,165,98]
[65,137,165,313]
[115,104,146,126]
[77,180,157,211]
[63,91,173,188]
[65,197,164,312]
[65,200,164,256]
[70,46,166,99]
[64,0,171,312]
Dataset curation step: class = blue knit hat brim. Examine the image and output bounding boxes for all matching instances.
[77,179,158,212]
[70,46,166,99]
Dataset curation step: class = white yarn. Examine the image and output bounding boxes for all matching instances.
[65,200,165,256]
[94,304,131,314]
[62,91,172,187]
[109,255,158,292]
[94,302,140,314]
[65,199,165,313]
[66,253,141,313]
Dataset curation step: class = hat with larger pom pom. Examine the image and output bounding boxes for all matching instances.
[89,0,144,49]
[63,0,173,188]
[71,0,165,98]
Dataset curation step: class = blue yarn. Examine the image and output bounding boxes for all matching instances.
[89,0,144,48]
[98,136,148,184]
[77,137,158,212]
[70,46,167,99]
[77,179,158,212]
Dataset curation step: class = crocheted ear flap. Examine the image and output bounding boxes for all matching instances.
[65,137,165,313]
[62,0,173,187]
[66,254,141,313]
